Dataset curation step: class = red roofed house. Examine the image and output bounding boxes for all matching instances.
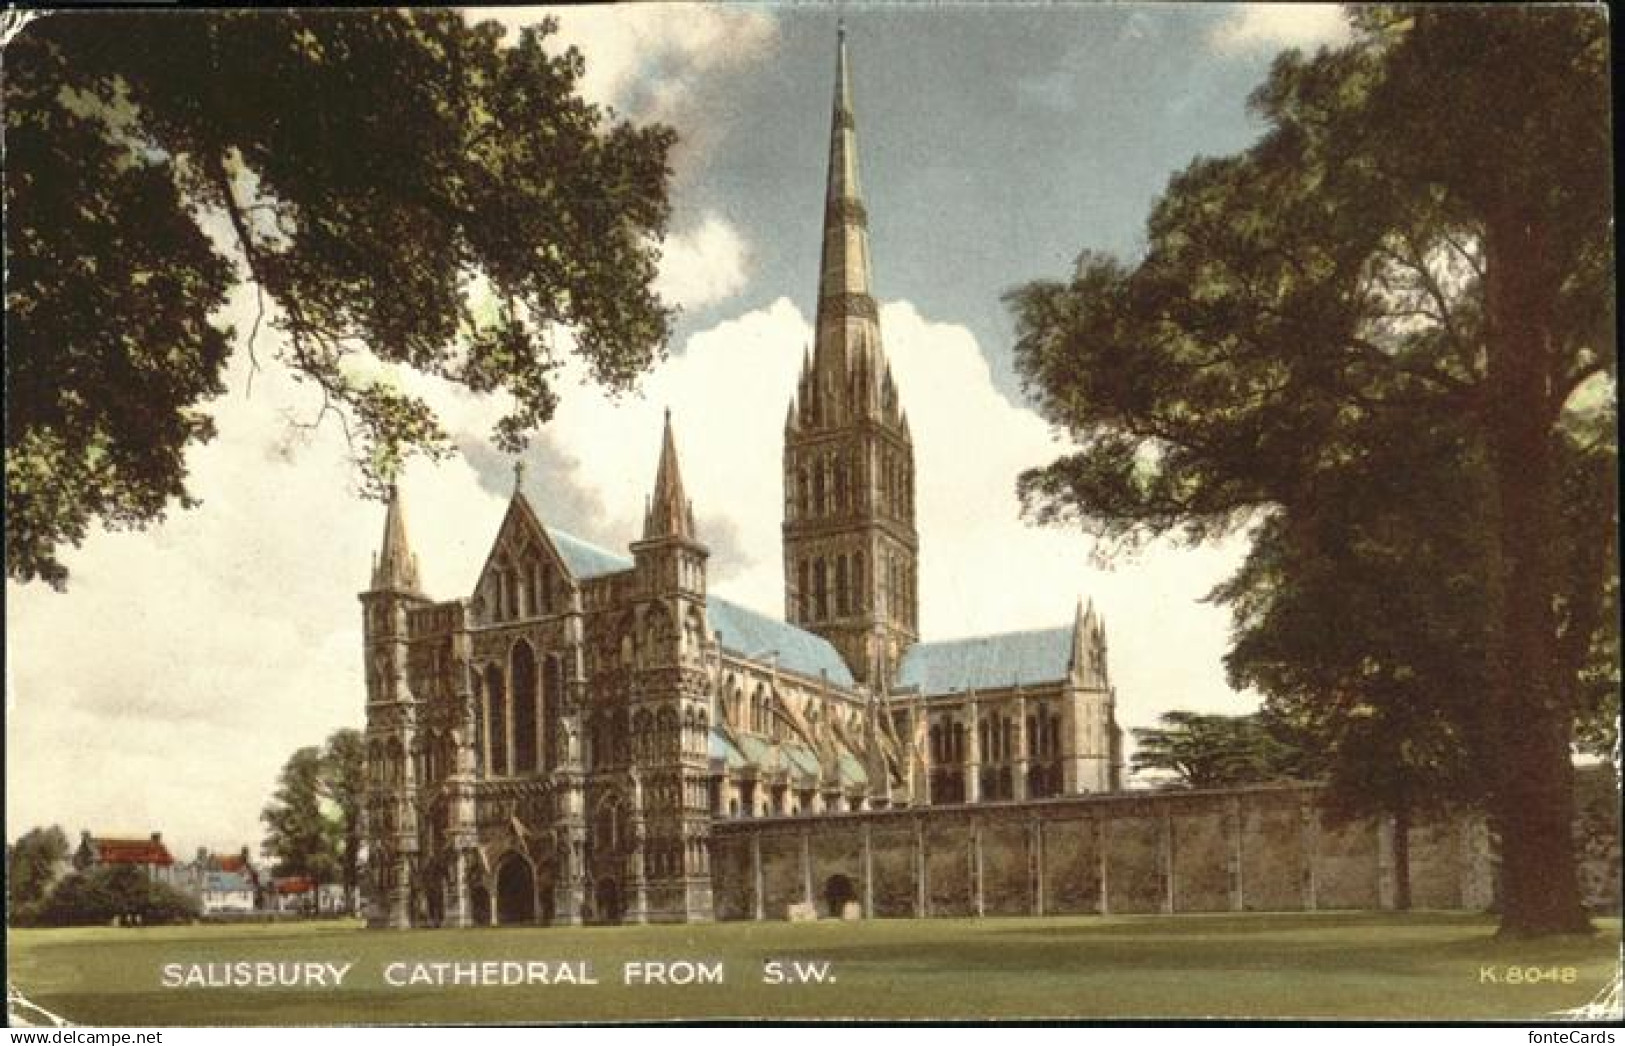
[180,847,264,913]
[269,876,348,915]
[74,830,182,888]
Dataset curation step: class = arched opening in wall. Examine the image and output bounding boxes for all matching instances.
[485,664,508,776]
[595,878,623,925]
[823,874,857,917]
[495,855,536,925]
[512,640,538,774]
[470,885,492,927]
[425,871,445,927]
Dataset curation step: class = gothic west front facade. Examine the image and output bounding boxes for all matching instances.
[361,29,1124,930]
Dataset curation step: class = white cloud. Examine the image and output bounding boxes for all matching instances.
[654,214,751,312]
[1208,4,1351,55]
[470,5,778,121]
[5,290,1254,857]
[4,287,513,858]
[526,297,1258,740]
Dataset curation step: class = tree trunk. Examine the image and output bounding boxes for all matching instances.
[1482,208,1592,937]
[1393,801,1412,912]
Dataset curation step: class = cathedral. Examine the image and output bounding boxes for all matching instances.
[361,28,1123,930]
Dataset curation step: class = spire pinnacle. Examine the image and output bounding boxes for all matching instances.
[372,483,422,593]
[817,23,875,323]
[643,410,696,541]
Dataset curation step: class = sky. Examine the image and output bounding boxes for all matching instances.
[5,3,1355,861]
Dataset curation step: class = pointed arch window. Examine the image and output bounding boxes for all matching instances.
[512,642,538,773]
[836,555,850,616]
[814,558,829,620]
[485,664,508,776]
[471,673,487,776]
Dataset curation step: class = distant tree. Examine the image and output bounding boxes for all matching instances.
[320,729,367,909]
[6,10,677,588]
[261,728,366,910]
[7,825,71,915]
[261,746,341,891]
[1130,711,1305,789]
[33,865,199,926]
[1007,6,1611,936]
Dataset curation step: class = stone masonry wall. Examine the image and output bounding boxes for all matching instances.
[710,783,1504,920]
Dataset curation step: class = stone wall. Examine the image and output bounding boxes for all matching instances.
[710,783,1504,920]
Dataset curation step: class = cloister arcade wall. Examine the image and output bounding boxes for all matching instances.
[709,782,1499,920]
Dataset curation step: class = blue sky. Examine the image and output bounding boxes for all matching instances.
[7,4,1354,855]
[662,5,1292,401]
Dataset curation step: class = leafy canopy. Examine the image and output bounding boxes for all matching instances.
[261,730,364,893]
[1007,6,1612,936]
[5,10,677,587]
[7,824,72,911]
[1129,711,1307,790]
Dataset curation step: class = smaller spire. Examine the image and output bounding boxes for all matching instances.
[372,483,422,593]
[1071,597,1090,671]
[512,458,526,493]
[644,409,696,541]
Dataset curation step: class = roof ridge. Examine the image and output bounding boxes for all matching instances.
[910,623,1074,648]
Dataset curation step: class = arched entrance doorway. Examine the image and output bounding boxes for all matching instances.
[425,873,445,927]
[470,885,492,927]
[824,874,857,917]
[595,878,623,925]
[495,855,536,925]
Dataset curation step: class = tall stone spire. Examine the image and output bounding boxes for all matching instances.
[819,21,875,322]
[644,409,696,541]
[783,24,919,688]
[371,483,421,593]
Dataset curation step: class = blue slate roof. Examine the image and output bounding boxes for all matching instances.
[782,742,822,783]
[540,527,856,687]
[545,526,633,580]
[706,596,856,687]
[895,626,1075,694]
[836,750,868,787]
[709,729,750,770]
[204,870,253,893]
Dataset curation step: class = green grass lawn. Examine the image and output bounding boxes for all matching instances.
[8,912,1620,1025]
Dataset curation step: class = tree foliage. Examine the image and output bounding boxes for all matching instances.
[322,729,367,906]
[1130,711,1306,789]
[7,824,72,915]
[260,729,365,902]
[1008,6,1613,935]
[28,864,200,927]
[5,10,676,587]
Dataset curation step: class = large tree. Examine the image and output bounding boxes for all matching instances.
[5,9,676,588]
[7,825,72,914]
[1007,7,1612,935]
[1130,711,1306,790]
[322,729,367,908]
[262,745,338,892]
[261,729,368,910]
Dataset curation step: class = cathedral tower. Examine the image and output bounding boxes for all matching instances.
[783,25,919,687]
[625,413,715,922]
[360,483,433,929]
